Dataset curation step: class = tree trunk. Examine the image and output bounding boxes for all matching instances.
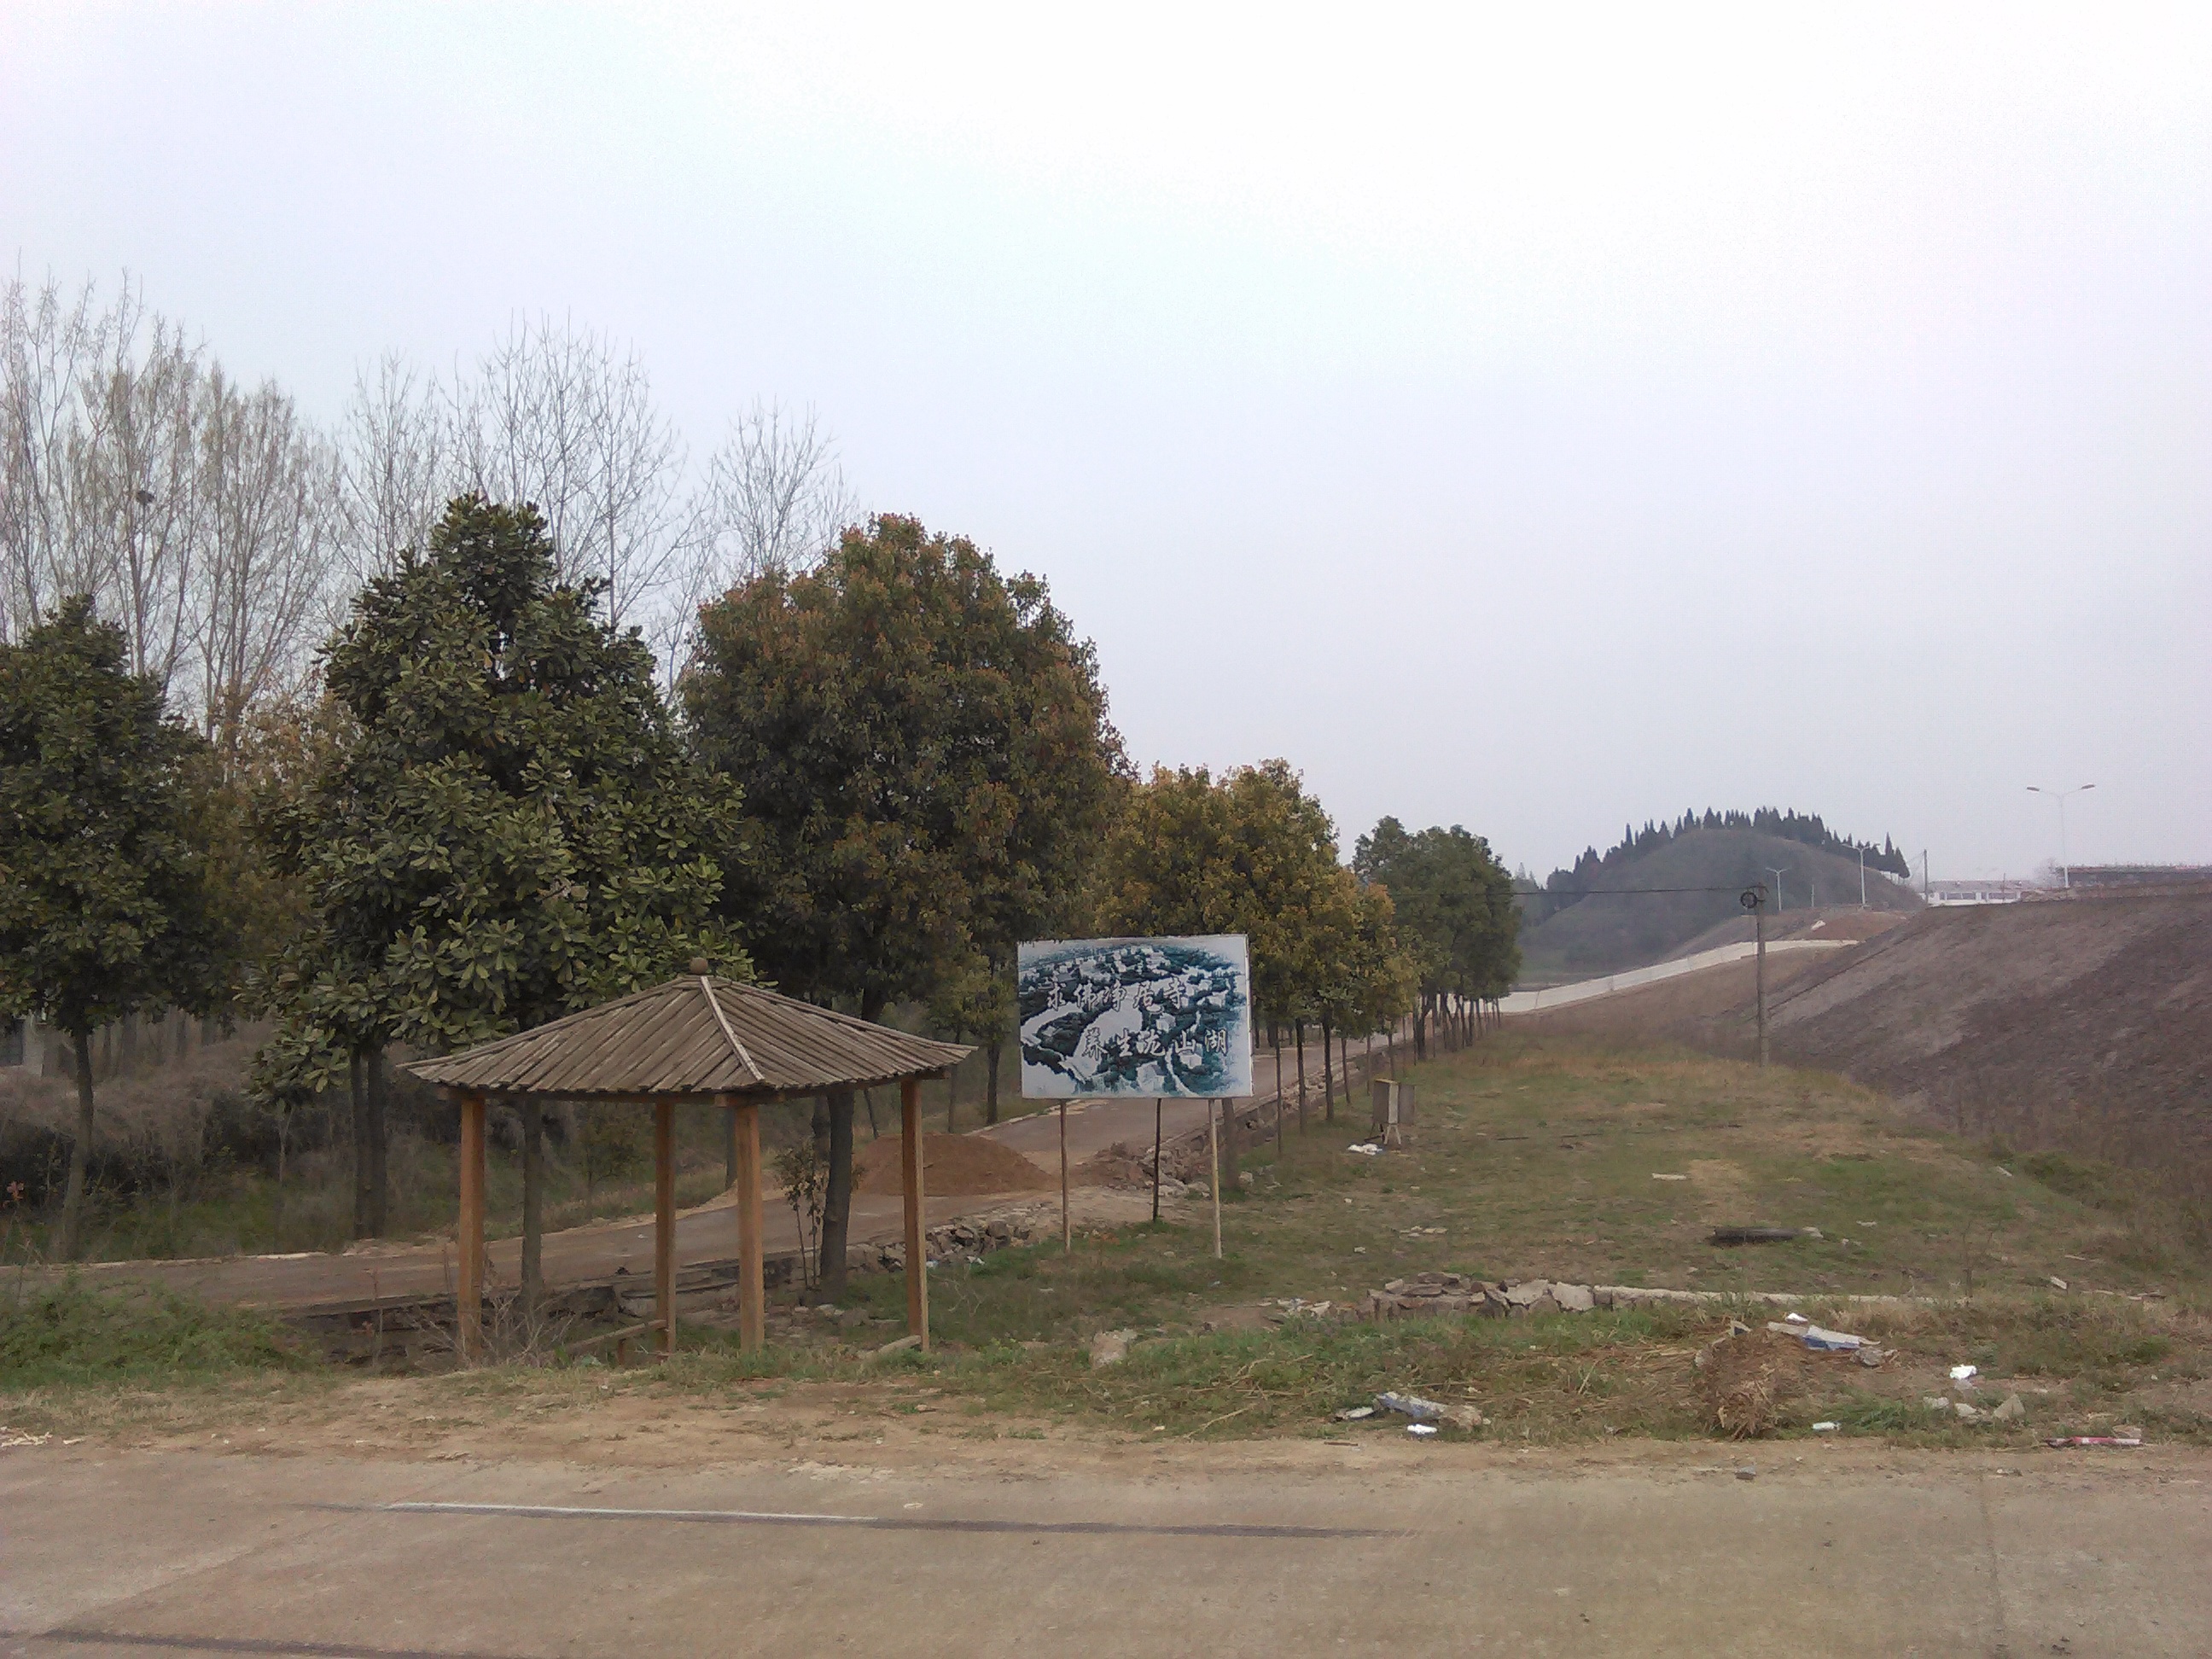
[365,1046,390,1237]
[1294,1020,1307,1132]
[56,1028,97,1260]
[818,1089,857,1299]
[862,1087,879,1138]
[986,1039,1002,1125]
[521,1097,544,1316]
[349,1051,371,1239]
[1321,1019,1335,1121]
[1271,1028,1284,1155]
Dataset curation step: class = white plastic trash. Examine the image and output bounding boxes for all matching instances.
[1406,1423,1439,1438]
[1813,1421,1839,1432]
[1950,1364,1978,1382]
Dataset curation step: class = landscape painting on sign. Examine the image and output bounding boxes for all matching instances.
[1017,934,1252,1098]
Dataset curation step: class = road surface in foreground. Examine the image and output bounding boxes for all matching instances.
[4,1439,2208,1656]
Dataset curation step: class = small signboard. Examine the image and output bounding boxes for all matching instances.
[1016,934,1252,1098]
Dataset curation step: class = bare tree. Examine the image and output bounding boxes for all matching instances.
[190,370,341,748]
[333,350,451,591]
[454,316,687,630]
[0,273,203,691]
[656,401,856,680]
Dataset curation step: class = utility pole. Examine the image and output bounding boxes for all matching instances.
[1764,865,1790,915]
[1859,847,1868,909]
[2027,783,2096,888]
[1742,884,1770,1067]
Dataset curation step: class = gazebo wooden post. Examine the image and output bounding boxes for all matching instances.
[655,1097,676,1356]
[900,1075,928,1350]
[456,1090,486,1363]
[725,1091,765,1351]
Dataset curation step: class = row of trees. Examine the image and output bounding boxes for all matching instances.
[3,498,1520,1278]
[1,273,856,746]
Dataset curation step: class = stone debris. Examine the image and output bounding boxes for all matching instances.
[871,1334,922,1359]
[1992,1394,2027,1422]
[1332,1405,1376,1422]
[1089,1329,1138,1368]
[1374,1392,1486,1431]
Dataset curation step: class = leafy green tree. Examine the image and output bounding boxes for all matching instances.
[0,597,225,1257]
[686,513,1121,1294]
[255,496,741,1286]
[1353,818,1520,1055]
[1097,759,1353,1172]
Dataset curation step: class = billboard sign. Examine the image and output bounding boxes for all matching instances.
[1017,934,1252,1099]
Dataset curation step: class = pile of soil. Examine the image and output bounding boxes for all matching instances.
[853,1132,1052,1196]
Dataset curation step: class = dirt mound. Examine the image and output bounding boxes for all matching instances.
[853,1132,1052,1196]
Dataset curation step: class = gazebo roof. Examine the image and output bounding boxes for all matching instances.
[404,974,972,1100]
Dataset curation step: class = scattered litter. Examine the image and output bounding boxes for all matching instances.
[1949,1364,1978,1382]
[1375,1391,1447,1422]
[1801,1228,1824,1241]
[1994,1166,2015,1178]
[1954,1401,1984,1422]
[1812,1422,1839,1433]
[2047,1435,2142,1448]
[1765,1320,1864,1352]
[1406,1423,1439,1438]
[1346,1143,1382,1156]
[1784,1312,1808,1324]
[2049,1278,2069,1291]
[1332,1405,1376,1422]
[1651,1173,1689,1181]
[1711,1226,1812,1245]
[0,1429,52,1450]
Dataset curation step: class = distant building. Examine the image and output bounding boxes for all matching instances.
[1924,878,2036,906]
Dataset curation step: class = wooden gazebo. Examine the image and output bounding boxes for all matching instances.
[405,968,970,1362]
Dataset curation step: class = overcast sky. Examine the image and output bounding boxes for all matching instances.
[7,5,2207,880]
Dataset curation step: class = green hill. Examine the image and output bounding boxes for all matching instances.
[1516,825,1919,981]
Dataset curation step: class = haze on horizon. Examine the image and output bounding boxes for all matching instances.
[5,4,2206,883]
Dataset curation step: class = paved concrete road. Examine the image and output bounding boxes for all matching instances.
[4,1445,2209,1655]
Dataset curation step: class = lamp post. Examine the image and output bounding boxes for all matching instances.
[2025,784,2095,888]
[1763,866,1791,914]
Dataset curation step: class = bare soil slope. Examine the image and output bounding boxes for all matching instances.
[1546,894,2212,1181]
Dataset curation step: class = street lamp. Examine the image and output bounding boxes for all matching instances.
[2025,784,2095,889]
[1763,866,1791,914]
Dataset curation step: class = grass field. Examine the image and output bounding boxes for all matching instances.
[7,1034,2208,1451]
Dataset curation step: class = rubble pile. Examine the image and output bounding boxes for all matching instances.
[848,1210,1045,1273]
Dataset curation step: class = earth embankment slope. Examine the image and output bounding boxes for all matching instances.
[1753,893,2212,1132]
[1534,892,2212,1167]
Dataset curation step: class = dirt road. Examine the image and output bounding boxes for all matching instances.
[5,1435,2209,1655]
[44,1030,1374,1315]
